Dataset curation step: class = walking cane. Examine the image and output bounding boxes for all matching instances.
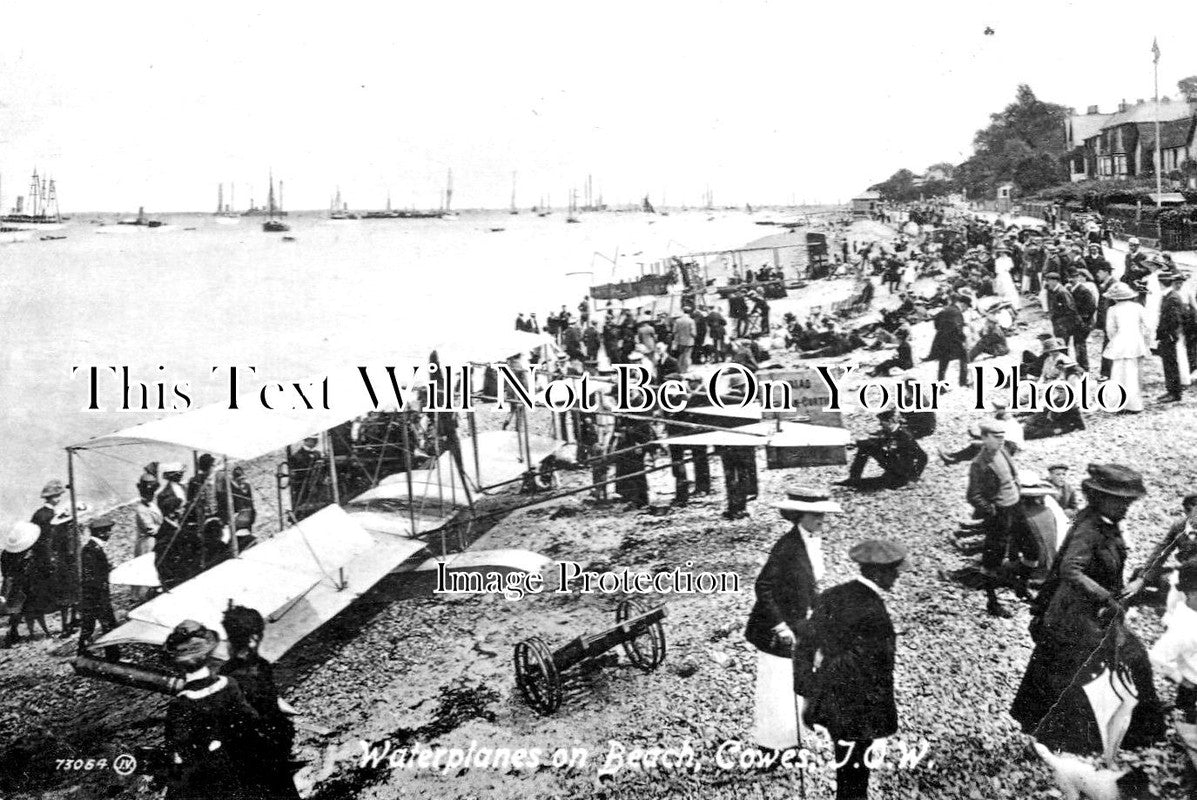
[792,640,808,798]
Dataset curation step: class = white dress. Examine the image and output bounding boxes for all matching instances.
[1104,299,1151,412]
[994,256,1019,308]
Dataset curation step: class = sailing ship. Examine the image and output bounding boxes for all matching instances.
[509,172,519,215]
[215,184,240,224]
[566,188,580,223]
[262,171,290,232]
[642,195,656,214]
[438,168,458,219]
[537,194,552,217]
[2,169,63,226]
[329,187,360,220]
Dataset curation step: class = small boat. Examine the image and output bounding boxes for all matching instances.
[489,227,506,232]
[282,235,296,242]
[262,170,290,232]
[119,207,163,227]
[40,234,67,241]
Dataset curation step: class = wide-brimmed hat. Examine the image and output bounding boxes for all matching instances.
[1042,337,1067,353]
[161,462,186,475]
[1103,282,1137,302]
[1157,268,1185,284]
[2,522,40,554]
[1081,463,1147,498]
[849,539,908,566]
[41,479,67,498]
[775,486,843,514]
[163,620,220,661]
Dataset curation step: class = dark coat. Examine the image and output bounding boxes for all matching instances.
[928,305,966,360]
[801,580,898,740]
[219,654,299,799]
[1038,508,1125,644]
[1046,283,1079,326]
[164,673,265,800]
[966,447,1018,517]
[745,527,819,658]
[1157,290,1190,344]
[79,540,111,608]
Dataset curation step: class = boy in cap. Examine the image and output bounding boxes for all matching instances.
[1046,465,1077,513]
[77,520,119,659]
[800,539,906,800]
[745,488,842,763]
[966,419,1039,617]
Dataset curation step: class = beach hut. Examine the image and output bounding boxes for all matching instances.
[851,190,881,218]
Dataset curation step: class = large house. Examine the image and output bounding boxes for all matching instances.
[1064,98,1197,182]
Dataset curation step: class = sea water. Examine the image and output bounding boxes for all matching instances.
[0,208,811,519]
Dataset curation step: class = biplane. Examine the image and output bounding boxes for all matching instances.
[69,333,567,690]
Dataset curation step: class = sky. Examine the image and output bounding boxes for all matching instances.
[1,0,1194,212]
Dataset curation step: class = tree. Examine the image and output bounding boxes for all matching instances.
[870,168,917,201]
[956,85,1069,198]
[1178,76,1197,102]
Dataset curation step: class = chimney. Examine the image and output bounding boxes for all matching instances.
[1118,99,1128,112]
[1087,105,1100,115]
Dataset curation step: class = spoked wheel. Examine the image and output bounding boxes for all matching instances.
[514,637,562,715]
[616,599,666,671]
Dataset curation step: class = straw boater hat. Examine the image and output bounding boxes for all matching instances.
[1018,470,1056,497]
[3,522,40,554]
[1081,463,1147,498]
[161,462,186,476]
[1103,282,1137,302]
[774,486,843,515]
[41,479,66,498]
[163,620,220,661]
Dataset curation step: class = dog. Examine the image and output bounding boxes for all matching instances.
[1032,741,1151,800]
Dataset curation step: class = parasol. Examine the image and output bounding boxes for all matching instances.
[1080,650,1139,766]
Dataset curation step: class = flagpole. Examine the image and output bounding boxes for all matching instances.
[1154,37,1162,208]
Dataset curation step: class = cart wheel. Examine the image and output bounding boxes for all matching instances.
[616,599,666,671]
[514,637,562,715]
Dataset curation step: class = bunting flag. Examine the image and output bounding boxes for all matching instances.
[1152,37,1160,64]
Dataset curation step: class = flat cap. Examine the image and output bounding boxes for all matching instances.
[89,519,115,532]
[1043,271,1061,281]
[849,539,908,565]
[1048,464,1069,472]
[979,419,1007,435]
[1082,463,1147,498]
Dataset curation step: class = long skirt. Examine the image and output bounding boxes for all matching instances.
[1179,331,1192,387]
[1108,358,1143,412]
[751,650,805,750]
[1010,623,1164,755]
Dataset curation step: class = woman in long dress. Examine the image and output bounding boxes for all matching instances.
[1010,464,1164,755]
[993,247,1020,313]
[1103,282,1150,413]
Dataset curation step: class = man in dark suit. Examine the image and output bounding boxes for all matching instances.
[1044,272,1081,359]
[799,539,906,800]
[745,488,841,759]
[928,294,970,386]
[1155,268,1190,403]
[77,520,118,658]
[1123,238,1151,304]
[220,606,300,799]
[837,409,927,490]
[1092,263,1115,379]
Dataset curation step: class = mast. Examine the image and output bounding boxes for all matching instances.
[510,171,517,213]
[267,170,276,218]
[446,168,453,212]
[279,180,284,214]
[230,183,235,212]
[218,183,224,214]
